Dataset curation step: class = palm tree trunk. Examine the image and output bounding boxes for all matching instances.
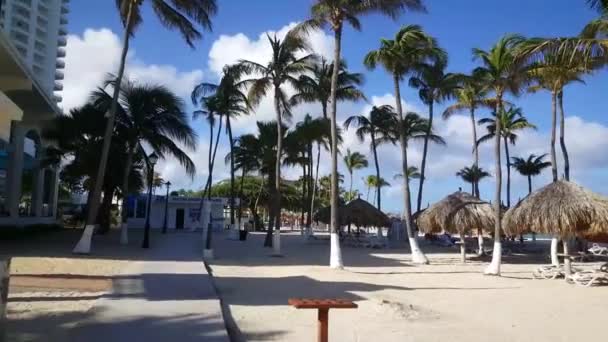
[300,159,307,228]
[329,25,344,269]
[366,185,370,202]
[550,92,558,182]
[271,89,283,255]
[74,0,136,254]
[238,168,246,224]
[349,171,353,201]
[203,115,222,251]
[393,73,427,263]
[504,137,511,208]
[204,115,215,196]
[227,117,236,226]
[119,142,136,244]
[306,143,314,234]
[417,101,434,213]
[253,174,264,231]
[371,133,381,210]
[528,175,532,195]
[485,95,503,275]
[558,91,570,181]
[471,108,480,198]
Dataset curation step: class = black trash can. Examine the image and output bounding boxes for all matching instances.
[239,230,248,241]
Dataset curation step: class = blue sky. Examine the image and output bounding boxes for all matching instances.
[64,1,608,214]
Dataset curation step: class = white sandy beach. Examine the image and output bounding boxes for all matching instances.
[210,230,607,342]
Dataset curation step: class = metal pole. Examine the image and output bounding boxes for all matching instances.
[142,164,155,248]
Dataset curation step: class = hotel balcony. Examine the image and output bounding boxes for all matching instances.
[57,36,67,47]
[60,16,68,25]
[56,59,65,69]
[58,27,67,36]
[55,71,64,80]
[53,95,62,103]
[54,82,63,91]
[56,47,65,58]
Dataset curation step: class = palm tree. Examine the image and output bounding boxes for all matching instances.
[443,76,498,197]
[527,52,587,182]
[290,60,363,232]
[230,135,261,225]
[192,65,251,232]
[344,105,395,211]
[473,34,529,275]
[364,24,441,264]
[456,165,491,195]
[364,175,375,202]
[92,78,197,245]
[304,0,426,269]
[409,59,462,214]
[239,28,315,253]
[394,166,421,181]
[343,149,368,202]
[511,154,551,194]
[76,0,218,254]
[478,106,536,208]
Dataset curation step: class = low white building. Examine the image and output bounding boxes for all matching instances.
[126,195,239,231]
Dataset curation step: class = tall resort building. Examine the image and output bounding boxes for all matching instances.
[0,0,68,226]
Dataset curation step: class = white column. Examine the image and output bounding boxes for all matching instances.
[30,148,45,217]
[6,121,24,218]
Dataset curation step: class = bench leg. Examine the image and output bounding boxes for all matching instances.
[318,308,329,342]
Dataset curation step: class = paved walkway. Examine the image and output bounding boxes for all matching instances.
[70,232,229,342]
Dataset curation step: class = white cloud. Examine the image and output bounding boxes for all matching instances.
[62,28,203,111]
[208,22,333,77]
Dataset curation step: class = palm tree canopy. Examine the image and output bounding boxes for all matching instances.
[344,149,369,174]
[456,165,492,184]
[472,34,530,98]
[442,75,500,119]
[511,154,551,177]
[526,51,588,94]
[409,59,464,105]
[92,77,198,177]
[306,0,425,32]
[291,58,366,113]
[238,28,316,120]
[344,105,397,146]
[394,166,421,180]
[477,106,536,145]
[364,24,445,77]
[390,111,445,147]
[115,0,218,47]
[192,64,252,120]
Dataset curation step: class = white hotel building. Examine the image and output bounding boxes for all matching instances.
[0,0,68,226]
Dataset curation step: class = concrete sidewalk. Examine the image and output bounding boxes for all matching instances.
[70,232,229,342]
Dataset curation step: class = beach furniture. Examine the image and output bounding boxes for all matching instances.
[533,265,565,279]
[566,268,608,287]
[288,298,357,342]
[588,243,608,257]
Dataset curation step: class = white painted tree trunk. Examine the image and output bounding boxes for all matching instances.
[73,224,95,254]
[329,233,343,269]
[460,237,467,263]
[272,229,282,256]
[409,237,429,264]
[120,222,128,245]
[551,237,560,267]
[484,242,502,275]
[0,257,11,338]
[562,240,571,278]
[477,229,484,256]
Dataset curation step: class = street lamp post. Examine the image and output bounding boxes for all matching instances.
[162,181,171,234]
[142,152,159,249]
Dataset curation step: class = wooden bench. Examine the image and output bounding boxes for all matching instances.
[288,298,358,342]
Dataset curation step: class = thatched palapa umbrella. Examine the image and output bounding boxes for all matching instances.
[342,198,391,228]
[313,198,390,229]
[503,180,608,275]
[418,191,495,262]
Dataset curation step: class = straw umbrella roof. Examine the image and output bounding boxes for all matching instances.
[417,191,495,234]
[313,198,391,227]
[503,180,608,237]
[342,198,391,228]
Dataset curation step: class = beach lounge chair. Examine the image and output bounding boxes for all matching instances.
[566,269,608,287]
[588,243,608,257]
[533,265,565,280]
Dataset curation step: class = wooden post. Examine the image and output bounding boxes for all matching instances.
[318,308,328,342]
[0,258,12,341]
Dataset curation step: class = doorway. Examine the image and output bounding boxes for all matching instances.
[175,208,185,230]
